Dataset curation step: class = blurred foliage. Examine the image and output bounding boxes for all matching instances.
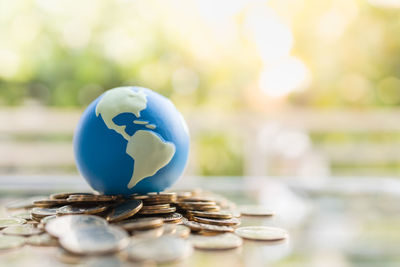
[1,0,400,176]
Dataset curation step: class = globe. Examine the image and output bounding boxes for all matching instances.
[73,86,190,195]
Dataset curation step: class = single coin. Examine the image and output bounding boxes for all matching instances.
[26,233,58,246]
[239,205,275,217]
[188,210,233,219]
[106,200,143,222]
[0,235,25,250]
[60,225,129,255]
[189,233,242,250]
[31,207,58,219]
[0,218,26,229]
[116,217,163,231]
[57,204,108,215]
[162,224,190,238]
[192,216,240,227]
[235,226,288,241]
[33,199,70,207]
[45,215,108,238]
[183,220,234,233]
[140,204,170,210]
[6,196,47,210]
[127,236,192,264]
[2,224,43,236]
[138,206,176,215]
[50,192,94,200]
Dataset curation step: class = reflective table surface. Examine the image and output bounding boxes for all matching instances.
[1,175,400,267]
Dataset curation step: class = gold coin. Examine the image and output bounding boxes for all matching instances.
[138,206,176,215]
[50,192,94,200]
[127,236,192,264]
[45,215,108,238]
[180,197,215,203]
[0,235,25,251]
[106,199,143,222]
[2,224,43,236]
[26,233,58,246]
[177,201,217,207]
[116,217,163,231]
[239,205,275,217]
[33,199,70,208]
[162,224,190,238]
[140,204,170,210]
[187,210,233,219]
[57,204,108,215]
[235,226,288,241]
[189,233,242,250]
[192,216,240,227]
[31,207,58,219]
[6,196,47,210]
[183,220,234,233]
[59,225,129,255]
[0,218,26,229]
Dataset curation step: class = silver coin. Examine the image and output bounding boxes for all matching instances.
[57,204,108,215]
[239,205,275,216]
[2,224,43,236]
[0,218,26,229]
[59,225,129,255]
[235,226,288,241]
[0,235,26,250]
[189,233,242,250]
[45,215,108,238]
[127,236,193,264]
[31,207,58,218]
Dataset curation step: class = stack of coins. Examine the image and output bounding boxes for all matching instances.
[0,189,288,264]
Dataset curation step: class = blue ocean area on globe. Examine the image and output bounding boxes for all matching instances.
[73,86,190,195]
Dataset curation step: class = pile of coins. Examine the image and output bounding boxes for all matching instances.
[0,190,288,264]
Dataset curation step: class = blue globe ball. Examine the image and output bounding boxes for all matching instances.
[73,86,190,195]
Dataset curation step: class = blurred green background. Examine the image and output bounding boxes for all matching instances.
[1,0,400,177]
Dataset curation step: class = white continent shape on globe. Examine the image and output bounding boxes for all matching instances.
[95,87,176,189]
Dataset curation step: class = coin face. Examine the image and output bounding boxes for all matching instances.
[106,199,143,222]
[192,216,240,227]
[45,215,108,238]
[162,224,190,239]
[2,224,43,236]
[127,236,193,264]
[235,226,288,241]
[0,218,26,229]
[59,225,129,255]
[188,210,233,219]
[0,235,25,250]
[116,217,163,231]
[183,220,234,233]
[239,205,275,216]
[189,233,242,250]
[57,204,108,215]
